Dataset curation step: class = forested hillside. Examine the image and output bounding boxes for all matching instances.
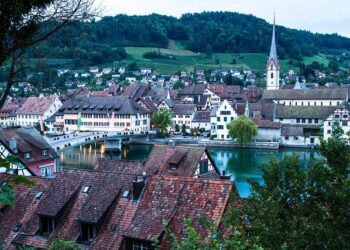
[27,12,350,67]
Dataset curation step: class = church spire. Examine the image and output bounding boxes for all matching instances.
[268,12,279,68]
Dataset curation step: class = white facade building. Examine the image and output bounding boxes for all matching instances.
[16,95,62,128]
[324,102,350,140]
[210,100,238,140]
[266,14,280,90]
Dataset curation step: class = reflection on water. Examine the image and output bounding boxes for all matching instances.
[60,143,323,198]
[209,148,323,197]
[59,142,153,170]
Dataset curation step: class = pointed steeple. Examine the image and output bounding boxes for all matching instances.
[268,13,279,68]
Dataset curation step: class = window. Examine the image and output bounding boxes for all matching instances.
[217,117,220,122]
[224,117,227,122]
[271,72,274,79]
[296,118,300,123]
[217,125,224,130]
[199,160,209,174]
[315,119,319,123]
[285,136,289,140]
[79,223,96,244]
[170,163,177,170]
[39,216,55,237]
[335,114,340,119]
[130,240,153,250]
[294,137,298,140]
[24,152,31,159]
[301,119,306,123]
[308,119,312,124]
[327,130,331,134]
[40,167,51,177]
[343,115,348,119]
[342,121,348,126]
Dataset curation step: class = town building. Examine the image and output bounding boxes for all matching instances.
[58,96,151,134]
[172,103,196,132]
[210,99,238,140]
[324,102,350,140]
[0,98,26,127]
[0,147,233,249]
[16,95,62,128]
[266,14,280,90]
[262,88,348,107]
[0,127,59,176]
[191,110,211,131]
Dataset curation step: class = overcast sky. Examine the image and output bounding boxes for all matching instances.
[98,0,350,37]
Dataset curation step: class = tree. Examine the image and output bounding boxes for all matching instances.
[0,157,35,207]
[48,238,81,250]
[227,116,257,147]
[151,109,172,137]
[164,214,263,250]
[236,128,350,249]
[0,0,98,108]
[181,124,187,134]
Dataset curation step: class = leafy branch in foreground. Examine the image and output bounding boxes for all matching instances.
[0,156,35,207]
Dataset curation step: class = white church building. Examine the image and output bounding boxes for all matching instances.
[266,14,280,90]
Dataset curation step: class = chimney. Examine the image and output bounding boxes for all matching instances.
[9,137,17,154]
[133,176,145,201]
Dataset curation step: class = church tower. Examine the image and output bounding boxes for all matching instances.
[266,13,280,90]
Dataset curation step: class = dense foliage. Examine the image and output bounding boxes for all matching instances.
[227,116,258,146]
[29,12,350,66]
[48,238,81,250]
[171,122,350,249]
[151,108,173,137]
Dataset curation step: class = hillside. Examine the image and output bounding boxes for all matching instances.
[27,11,350,70]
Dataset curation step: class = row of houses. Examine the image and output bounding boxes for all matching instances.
[0,144,235,249]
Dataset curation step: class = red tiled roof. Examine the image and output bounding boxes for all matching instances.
[0,128,59,167]
[125,175,233,246]
[17,96,57,115]
[0,175,51,248]
[143,145,220,178]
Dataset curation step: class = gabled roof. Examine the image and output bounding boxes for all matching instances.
[124,176,233,244]
[172,104,196,115]
[60,96,150,115]
[177,84,206,96]
[275,105,336,119]
[122,84,150,100]
[252,118,281,129]
[192,111,211,123]
[0,128,59,166]
[10,169,137,248]
[262,88,348,101]
[281,126,304,137]
[17,96,57,115]
[143,145,220,178]
[0,175,50,246]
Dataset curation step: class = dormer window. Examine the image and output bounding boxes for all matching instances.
[39,216,55,237]
[170,163,177,170]
[167,151,187,171]
[42,149,48,156]
[79,223,96,245]
[24,152,31,159]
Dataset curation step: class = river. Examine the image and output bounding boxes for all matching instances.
[59,142,322,197]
